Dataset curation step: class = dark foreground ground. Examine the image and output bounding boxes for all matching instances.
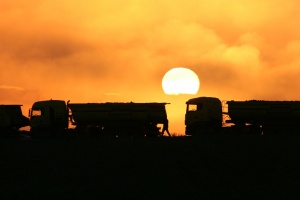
[1,134,300,200]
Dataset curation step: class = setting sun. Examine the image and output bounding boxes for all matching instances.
[162,67,200,95]
[2,0,300,134]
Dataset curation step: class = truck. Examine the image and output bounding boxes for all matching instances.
[29,99,170,138]
[0,105,30,137]
[29,100,69,137]
[185,96,300,135]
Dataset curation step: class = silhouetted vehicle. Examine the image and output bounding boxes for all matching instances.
[29,99,169,138]
[29,100,69,138]
[0,105,29,137]
[185,96,300,135]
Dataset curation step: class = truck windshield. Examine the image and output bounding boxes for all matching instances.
[188,104,197,111]
[187,103,203,111]
[32,109,42,116]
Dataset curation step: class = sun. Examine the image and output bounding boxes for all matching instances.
[162,67,200,95]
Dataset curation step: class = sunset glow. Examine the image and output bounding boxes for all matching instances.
[1,0,300,134]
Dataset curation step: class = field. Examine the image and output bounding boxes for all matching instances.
[1,134,300,199]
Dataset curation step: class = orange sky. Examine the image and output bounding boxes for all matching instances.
[1,0,300,134]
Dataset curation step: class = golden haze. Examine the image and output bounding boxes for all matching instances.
[1,0,300,134]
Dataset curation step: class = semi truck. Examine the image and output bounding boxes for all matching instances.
[29,100,69,137]
[29,99,169,138]
[185,96,300,135]
[0,105,30,137]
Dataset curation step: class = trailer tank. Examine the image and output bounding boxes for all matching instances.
[0,105,29,136]
[68,102,169,136]
[227,100,300,133]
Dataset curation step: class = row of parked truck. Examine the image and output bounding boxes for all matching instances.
[1,96,300,138]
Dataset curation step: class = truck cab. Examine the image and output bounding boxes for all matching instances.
[185,97,222,135]
[29,100,68,133]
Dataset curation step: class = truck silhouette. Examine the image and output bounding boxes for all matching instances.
[2,96,300,138]
[185,96,300,135]
[29,100,169,138]
[0,105,29,137]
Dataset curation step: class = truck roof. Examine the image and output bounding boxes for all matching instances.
[227,100,300,103]
[69,102,169,104]
[32,100,66,109]
[68,102,169,111]
[186,97,221,104]
[0,104,23,106]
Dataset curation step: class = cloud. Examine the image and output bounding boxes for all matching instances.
[0,85,24,90]
[1,0,300,133]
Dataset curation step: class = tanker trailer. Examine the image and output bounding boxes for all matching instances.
[227,100,300,134]
[0,105,29,137]
[68,102,170,137]
[29,100,69,138]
